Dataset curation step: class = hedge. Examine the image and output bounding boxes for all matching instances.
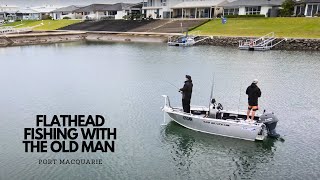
[224,14,266,18]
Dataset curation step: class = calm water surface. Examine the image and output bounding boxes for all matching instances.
[0,42,319,180]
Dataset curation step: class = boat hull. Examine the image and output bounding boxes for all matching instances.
[167,42,195,46]
[165,109,264,141]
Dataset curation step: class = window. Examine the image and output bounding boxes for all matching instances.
[163,11,170,18]
[109,11,117,15]
[148,0,153,7]
[161,0,166,6]
[223,8,239,15]
[306,4,320,16]
[295,5,304,15]
[312,4,318,15]
[245,6,261,15]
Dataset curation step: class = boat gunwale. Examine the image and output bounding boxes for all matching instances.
[167,107,263,127]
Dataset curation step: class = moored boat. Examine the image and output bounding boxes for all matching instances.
[167,35,196,46]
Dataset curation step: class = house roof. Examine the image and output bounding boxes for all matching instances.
[74,4,112,12]
[295,0,320,3]
[30,6,61,13]
[114,3,143,10]
[52,5,83,13]
[74,3,140,12]
[100,3,126,11]
[0,5,19,8]
[172,0,227,8]
[17,8,40,14]
[223,0,285,7]
[2,10,17,13]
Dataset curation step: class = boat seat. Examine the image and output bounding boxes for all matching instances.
[216,111,222,119]
[222,114,237,120]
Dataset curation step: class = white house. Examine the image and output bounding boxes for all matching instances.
[51,5,82,20]
[142,0,226,19]
[74,3,142,20]
[294,0,320,16]
[0,5,19,21]
[30,5,61,19]
[101,3,141,19]
[16,8,41,20]
[0,5,19,12]
[222,0,284,17]
[73,4,112,20]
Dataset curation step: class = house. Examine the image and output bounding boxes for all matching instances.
[171,0,226,18]
[222,0,284,17]
[142,0,172,19]
[0,5,19,21]
[30,5,61,19]
[142,0,226,19]
[0,11,17,21]
[74,3,142,20]
[294,0,320,16]
[16,8,41,20]
[51,5,83,20]
[73,4,112,20]
[0,5,19,12]
[105,3,143,19]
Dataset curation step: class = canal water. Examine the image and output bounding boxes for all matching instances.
[0,42,319,180]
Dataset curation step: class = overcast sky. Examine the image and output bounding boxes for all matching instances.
[0,0,140,6]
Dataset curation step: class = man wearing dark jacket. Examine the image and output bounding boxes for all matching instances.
[246,79,261,122]
[179,75,193,113]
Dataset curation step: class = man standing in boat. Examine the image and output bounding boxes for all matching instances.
[179,75,193,113]
[246,79,261,122]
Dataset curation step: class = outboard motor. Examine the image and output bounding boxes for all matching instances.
[259,113,280,138]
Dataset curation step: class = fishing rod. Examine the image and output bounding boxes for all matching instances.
[208,74,215,116]
[237,81,242,116]
[163,78,202,97]
[163,80,180,91]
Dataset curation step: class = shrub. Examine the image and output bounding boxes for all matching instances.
[224,14,265,18]
[123,13,143,20]
[63,16,71,19]
[296,14,305,17]
[314,13,320,17]
[280,0,295,17]
[42,15,53,20]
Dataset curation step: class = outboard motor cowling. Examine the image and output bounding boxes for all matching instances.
[259,113,280,138]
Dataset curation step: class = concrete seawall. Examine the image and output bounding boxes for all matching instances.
[1,31,320,51]
[85,31,172,43]
[0,32,86,47]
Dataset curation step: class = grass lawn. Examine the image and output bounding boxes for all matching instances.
[4,20,82,31]
[192,17,320,38]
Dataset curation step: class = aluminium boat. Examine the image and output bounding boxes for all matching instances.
[161,95,279,141]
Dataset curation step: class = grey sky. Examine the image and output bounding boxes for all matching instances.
[0,0,140,6]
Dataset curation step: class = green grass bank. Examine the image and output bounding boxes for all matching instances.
[4,20,82,31]
[192,17,320,38]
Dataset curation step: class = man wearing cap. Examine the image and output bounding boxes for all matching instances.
[179,75,193,113]
[246,79,261,122]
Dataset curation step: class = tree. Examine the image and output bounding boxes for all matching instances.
[280,0,295,17]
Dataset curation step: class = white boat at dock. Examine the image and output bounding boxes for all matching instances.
[161,95,279,141]
[167,31,209,46]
